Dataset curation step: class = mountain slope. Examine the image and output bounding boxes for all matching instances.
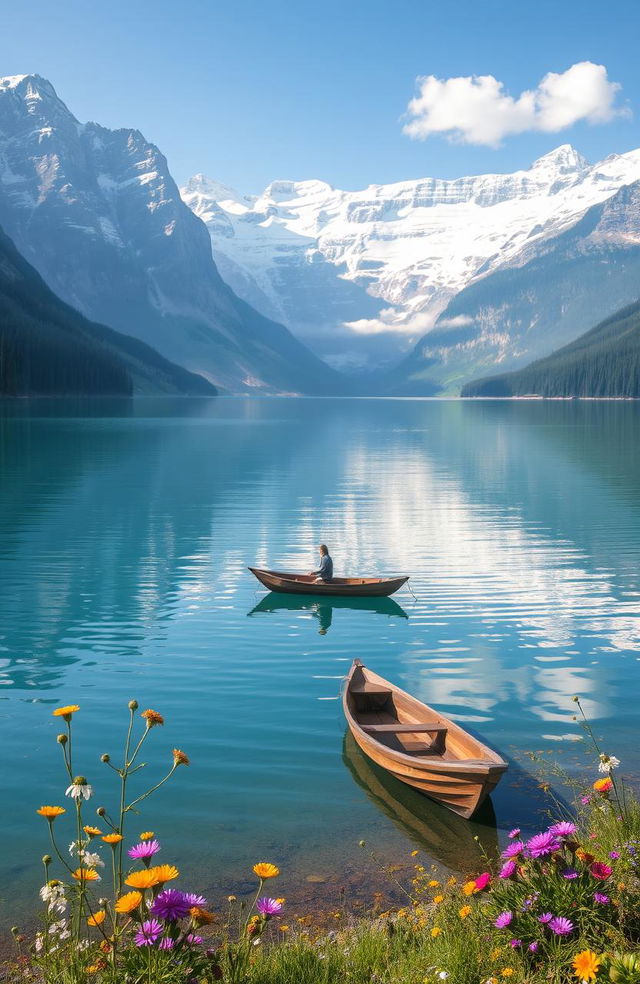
[0,223,216,396]
[182,146,640,372]
[461,300,640,398]
[0,74,342,394]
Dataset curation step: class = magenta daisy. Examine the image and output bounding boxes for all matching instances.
[135,919,163,947]
[548,916,574,936]
[128,839,161,861]
[186,933,203,945]
[590,861,613,880]
[528,942,539,953]
[548,822,577,838]
[474,872,491,891]
[257,897,283,916]
[499,860,517,879]
[538,913,553,924]
[525,832,561,858]
[159,937,175,950]
[501,841,524,859]
[184,892,208,907]
[508,828,521,839]
[509,939,522,948]
[150,890,191,921]
[561,867,579,880]
[494,911,513,928]
[594,892,610,904]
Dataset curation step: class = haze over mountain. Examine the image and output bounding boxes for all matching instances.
[0,74,343,395]
[183,146,640,387]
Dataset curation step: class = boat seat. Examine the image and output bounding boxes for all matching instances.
[350,683,393,712]
[361,723,447,734]
[350,683,392,696]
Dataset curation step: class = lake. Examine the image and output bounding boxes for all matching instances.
[1,397,639,930]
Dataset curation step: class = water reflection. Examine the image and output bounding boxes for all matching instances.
[343,732,499,868]
[248,593,409,635]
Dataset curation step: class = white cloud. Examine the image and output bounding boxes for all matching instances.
[403,62,629,147]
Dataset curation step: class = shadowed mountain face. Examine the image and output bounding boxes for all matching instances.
[0,224,217,396]
[0,75,344,395]
[462,300,640,398]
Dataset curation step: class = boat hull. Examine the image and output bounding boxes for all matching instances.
[248,567,409,597]
[343,661,507,819]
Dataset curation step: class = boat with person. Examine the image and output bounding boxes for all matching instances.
[248,567,409,597]
[343,660,508,819]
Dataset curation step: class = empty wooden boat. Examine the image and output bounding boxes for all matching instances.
[343,660,507,818]
[248,567,409,597]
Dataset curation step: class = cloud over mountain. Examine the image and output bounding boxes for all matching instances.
[403,62,628,146]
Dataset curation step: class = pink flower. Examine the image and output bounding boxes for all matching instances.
[473,872,491,891]
[502,841,524,859]
[525,832,561,859]
[494,911,513,928]
[509,939,522,948]
[499,860,517,880]
[508,828,521,839]
[256,897,283,916]
[594,892,610,905]
[528,941,539,952]
[548,822,577,838]
[128,840,161,861]
[590,861,613,880]
[548,916,574,936]
[538,913,553,924]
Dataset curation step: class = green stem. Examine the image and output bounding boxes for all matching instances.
[125,765,177,813]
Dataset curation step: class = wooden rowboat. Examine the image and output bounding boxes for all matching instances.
[248,567,409,597]
[343,660,507,819]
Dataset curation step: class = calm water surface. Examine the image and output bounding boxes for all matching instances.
[1,398,639,929]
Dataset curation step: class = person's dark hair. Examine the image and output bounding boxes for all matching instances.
[319,544,328,555]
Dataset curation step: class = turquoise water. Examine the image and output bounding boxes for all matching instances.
[1,397,640,929]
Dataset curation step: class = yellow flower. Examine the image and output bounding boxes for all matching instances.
[149,864,179,884]
[53,704,80,719]
[115,891,143,913]
[87,910,106,926]
[141,708,164,727]
[72,868,100,882]
[459,905,472,919]
[411,850,419,856]
[173,748,190,766]
[83,826,102,837]
[36,806,66,820]
[125,869,160,889]
[431,927,442,937]
[593,777,613,793]
[276,897,286,905]
[433,895,444,904]
[279,925,289,932]
[253,862,280,879]
[462,880,476,896]
[428,880,440,887]
[501,971,514,978]
[572,951,601,982]
[102,833,123,845]
[86,966,99,975]
[140,831,154,841]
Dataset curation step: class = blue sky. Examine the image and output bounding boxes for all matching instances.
[2,0,640,192]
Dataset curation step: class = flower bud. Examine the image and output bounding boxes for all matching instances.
[57,733,68,745]
[101,754,110,763]
[97,807,106,817]
[128,699,139,711]
[99,897,109,908]
[572,695,579,703]
[358,840,366,848]
[42,855,52,865]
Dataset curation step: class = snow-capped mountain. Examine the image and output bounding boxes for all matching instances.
[0,74,342,394]
[182,146,640,374]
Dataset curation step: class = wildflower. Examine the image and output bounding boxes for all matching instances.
[593,892,610,904]
[227,895,237,902]
[572,950,601,981]
[150,864,179,884]
[87,911,106,927]
[576,849,595,864]
[459,906,472,919]
[53,705,80,720]
[186,933,203,945]
[257,897,283,915]
[548,916,574,936]
[501,841,524,859]
[526,831,561,858]
[429,880,440,887]
[598,754,620,773]
[159,937,175,950]
[463,881,476,896]
[83,826,102,838]
[128,840,161,860]
[151,889,192,921]
[36,806,66,821]
[562,868,579,880]
[66,777,92,801]
[253,862,280,879]
[609,851,620,860]
[40,882,67,914]
[509,940,521,948]
[501,971,514,978]
[135,919,163,947]
[184,892,207,907]
[438,974,448,980]
[434,895,444,904]
[499,861,516,879]
[173,748,190,766]
[590,861,612,880]
[72,868,100,882]
[474,872,491,891]
[538,913,553,924]
[411,849,419,856]
[431,927,442,937]
[102,833,123,845]
[528,941,539,952]
[581,796,592,805]
[125,870,160,890]
[494,912,513,928]
[141,709,164,728]
[82,852,104,868]
[508,828,521,839]
[191,906,215,925]
[548,822,577,837]
[114,891,143,914]
[140,831,154,840]
[593,777,613,793]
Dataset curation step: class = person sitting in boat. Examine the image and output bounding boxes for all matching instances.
[310,544,333,583]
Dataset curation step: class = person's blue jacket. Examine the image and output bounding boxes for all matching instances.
[314,554,333,580]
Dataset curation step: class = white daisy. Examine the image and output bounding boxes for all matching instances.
[65,776,92,800]
[81,851,104,868]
